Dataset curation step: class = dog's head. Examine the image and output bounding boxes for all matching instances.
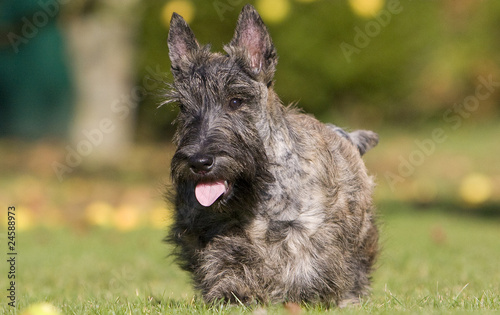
[166,5,275,210]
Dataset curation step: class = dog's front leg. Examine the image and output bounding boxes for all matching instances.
[195,235,265,305]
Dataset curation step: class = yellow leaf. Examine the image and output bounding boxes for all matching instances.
[256,0,291,24]
[349,0,385,18]
[459,173,492,206]
[162,0,195,28]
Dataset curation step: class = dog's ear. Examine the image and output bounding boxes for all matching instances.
[168,13,199,69]
[226,4,277,83]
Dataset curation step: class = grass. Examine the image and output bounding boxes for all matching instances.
[1,202,499,314]
[1,122,499,313]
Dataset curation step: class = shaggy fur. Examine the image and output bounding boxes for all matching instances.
[164,4,379,307]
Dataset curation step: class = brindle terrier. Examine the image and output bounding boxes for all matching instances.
[165,4,379,307]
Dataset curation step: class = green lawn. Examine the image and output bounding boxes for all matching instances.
[1,123,499,313]
[2,202,499,314]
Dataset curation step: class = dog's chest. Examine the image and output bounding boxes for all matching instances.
[249,140,335,284]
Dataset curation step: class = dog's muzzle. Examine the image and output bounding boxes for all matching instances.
[187,154,229,207]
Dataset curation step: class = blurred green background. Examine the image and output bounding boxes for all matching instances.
[0,0,499,312]
[1,0,498,222]
[136,0,500,139]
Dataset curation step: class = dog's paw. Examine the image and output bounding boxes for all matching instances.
[205,285,256,305]
[337,296,360,308]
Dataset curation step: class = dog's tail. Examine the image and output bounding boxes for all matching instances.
[326,124,379,156]
[349,130,379,156]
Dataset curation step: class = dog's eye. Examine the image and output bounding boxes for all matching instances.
[229,98,243,109]
[178,103,186,113]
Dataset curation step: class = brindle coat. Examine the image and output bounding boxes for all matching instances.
[165,4,379,307]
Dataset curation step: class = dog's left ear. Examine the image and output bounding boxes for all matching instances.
[225,4,277,84]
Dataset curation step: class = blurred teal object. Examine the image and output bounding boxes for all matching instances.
[0,0,73,139]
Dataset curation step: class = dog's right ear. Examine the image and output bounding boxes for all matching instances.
[168,13,199,69]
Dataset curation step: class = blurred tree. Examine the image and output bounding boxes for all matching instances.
[64,0,141,164]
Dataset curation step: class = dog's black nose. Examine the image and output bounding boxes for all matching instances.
[189,155,214,174]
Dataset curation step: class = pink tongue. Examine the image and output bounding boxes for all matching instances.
[195,181,226,207]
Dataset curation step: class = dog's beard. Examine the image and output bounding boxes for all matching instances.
[171,149,273,212]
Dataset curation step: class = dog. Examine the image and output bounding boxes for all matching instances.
[164,4,379,307]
